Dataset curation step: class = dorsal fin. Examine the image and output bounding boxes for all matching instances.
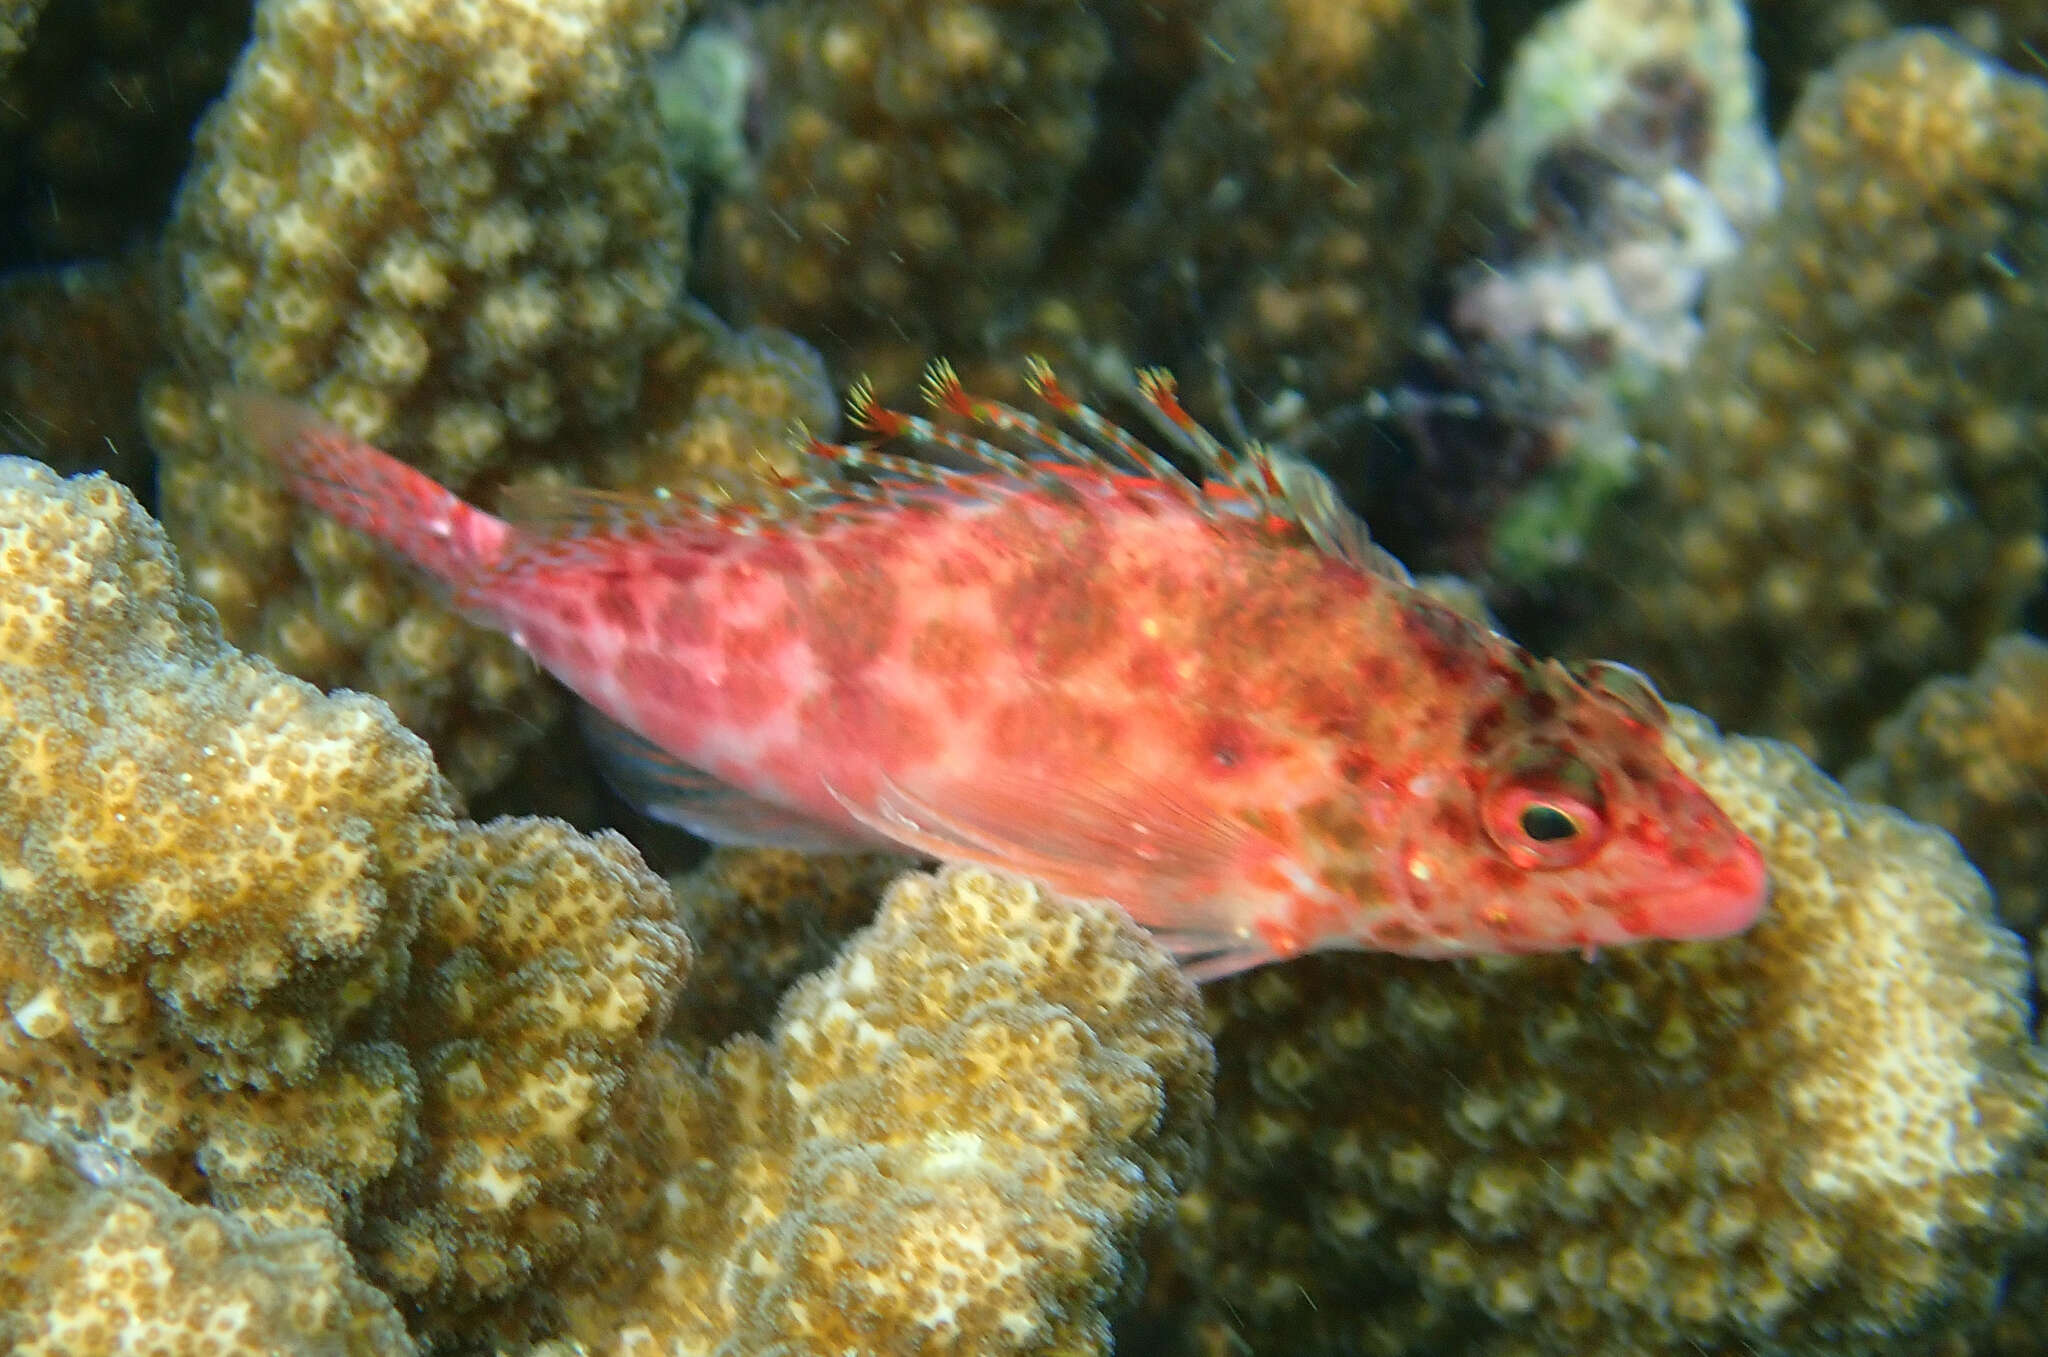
[830,360,1199,510]
[1129,367,1409,582]
[1258,452,1412,583]
[495,483,702,538]
[836,358,1411,582]
[489,359,1406,582]
[490,455,951,547]
[1566,658,1672,729]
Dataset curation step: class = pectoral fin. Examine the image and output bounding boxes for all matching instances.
[579,704,889,853]
[827,764,1255,938]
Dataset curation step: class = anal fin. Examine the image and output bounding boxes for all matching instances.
[579,704,889,853]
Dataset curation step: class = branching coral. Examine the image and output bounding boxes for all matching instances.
[359,818,692,1327]
[0,1085,415,1356]
[705,0,1111,397]
[596,303,840,495]
[701,0,1478,419]
[0,456,691,1345]
[150,0,693,793]
[1846,633,2048,938]
[545,864,1215,1355]
[1154,707,2048,1357]
[1752,0,2048,123]
[0,454,440,1095]
[0,456,1214,1351]
[664,845,912,1053]
[1575,31,2048,767]
[1110,0,1475,419]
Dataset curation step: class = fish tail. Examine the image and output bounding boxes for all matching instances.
[228,390,513,589]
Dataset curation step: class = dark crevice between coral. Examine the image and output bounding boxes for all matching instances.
[0,0,253,270]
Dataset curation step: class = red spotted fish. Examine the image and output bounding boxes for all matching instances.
[233,361,1767,980]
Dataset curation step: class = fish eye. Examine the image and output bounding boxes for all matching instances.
[1519,802,1580,842]
[1482,747,1609,870]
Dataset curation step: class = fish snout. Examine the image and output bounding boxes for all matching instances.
[1642,834,1770,941]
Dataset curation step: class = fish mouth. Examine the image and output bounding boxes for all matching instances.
[1648,835,1771,940]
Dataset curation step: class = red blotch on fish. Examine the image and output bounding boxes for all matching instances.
[228,368,1768,983]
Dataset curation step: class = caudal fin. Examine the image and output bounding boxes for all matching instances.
[227,390,512,588]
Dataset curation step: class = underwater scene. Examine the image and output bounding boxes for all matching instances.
[3,0,2048,1352]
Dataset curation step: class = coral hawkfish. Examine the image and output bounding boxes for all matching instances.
[234,361,1766,980]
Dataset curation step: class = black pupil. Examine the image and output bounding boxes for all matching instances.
[1520,803,1578,842]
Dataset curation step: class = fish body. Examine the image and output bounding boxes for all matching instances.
[235,366,1766,979]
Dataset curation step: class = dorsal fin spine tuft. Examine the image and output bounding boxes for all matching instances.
[921,358,980,419]
[848,375,910,439]
[1024,354,1081,415]
[1137,367,1192,429]
[1250,445,1286,501]
[493,360,1403,581]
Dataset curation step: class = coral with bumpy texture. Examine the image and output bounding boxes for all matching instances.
[0,454,443,1094]
[358,818,690,1331]
[664,845,912,1052]
[548,864,1215,1355]
[152,0,691,793]
[1578,31,2048,767]
[1113,0,1475,420]
[0,1086,415,1356]
[0,457,691,1346]
[1157,706,2048,1357]
[1846,633,2048,937]
[596,303,840,495]
[706,0,1110,395]
[1752,1,2048,124]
